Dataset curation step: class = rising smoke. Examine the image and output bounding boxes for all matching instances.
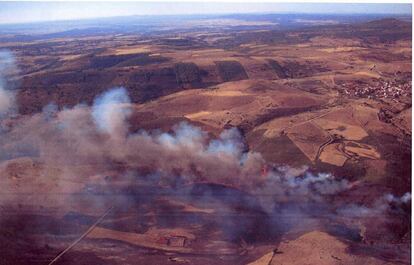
[92,86,131,137]
[0,75,410,244]
[0,86,409,205]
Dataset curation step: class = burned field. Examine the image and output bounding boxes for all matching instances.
[0,13,412,265]
[0,184,275,264]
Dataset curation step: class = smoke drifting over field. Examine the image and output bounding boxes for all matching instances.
[337,192,412,218]
[1,87,409,209]
[0,86,345,194]
[0,50,16,116]
[0,80,410,249]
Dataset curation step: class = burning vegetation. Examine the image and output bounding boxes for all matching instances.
[0,82,410,264]
[0,13,411,265]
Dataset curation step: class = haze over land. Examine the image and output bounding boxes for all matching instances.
[0,4,411,265]
[0,2,410,24]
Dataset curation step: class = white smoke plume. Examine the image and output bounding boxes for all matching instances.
[385,192,411,204]
[92,87,131,138]
[336,192,412,218]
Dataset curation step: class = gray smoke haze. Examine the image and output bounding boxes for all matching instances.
[0,87,410,243]
[0,87,355,202]
[0,50,16,116]
[0,87,263,185]
[0,87,407,199]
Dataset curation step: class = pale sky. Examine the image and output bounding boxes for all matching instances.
[0,1,411,25]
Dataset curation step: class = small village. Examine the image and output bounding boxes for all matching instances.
[339,77,411,103]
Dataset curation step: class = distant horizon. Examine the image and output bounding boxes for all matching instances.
[1,12,411,27]
[0,2,411,25]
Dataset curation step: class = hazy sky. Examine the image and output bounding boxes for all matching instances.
[0,1,411,24]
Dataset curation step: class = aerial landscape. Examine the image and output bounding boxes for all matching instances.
[0,2,411,265]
